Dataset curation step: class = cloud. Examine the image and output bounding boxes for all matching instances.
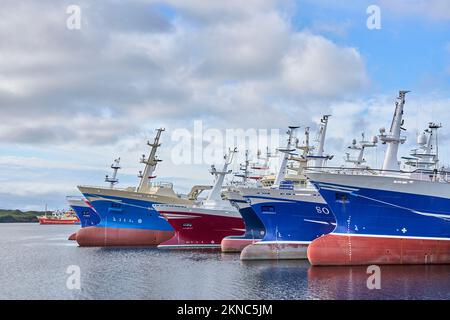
[0,0,369,146]
[379,0,450,20]
[192,12,290,80]
[280,32,368,97]
[310,20,352,38]
[325,93,450,168]
[0,0,374,209]
[158,0,291,24]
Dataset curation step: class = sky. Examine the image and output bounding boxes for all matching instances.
[0,0,449,210]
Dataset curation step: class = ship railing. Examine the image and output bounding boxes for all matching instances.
[80,181,174,190]
[305,166,450,183]
[379,134,407,142]
[152,181,174,189]
[80,185,137,192]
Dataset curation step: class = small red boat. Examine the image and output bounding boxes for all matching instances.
[38,210,80,225]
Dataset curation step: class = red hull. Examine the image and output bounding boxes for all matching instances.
[158,211,245,249]
[76,226,174,247]
[68,232,77,241]
[308,234,450,266]
[38,217,79,225]
[221,237,261,253]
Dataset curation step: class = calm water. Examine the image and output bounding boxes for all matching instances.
[0,223,449,300]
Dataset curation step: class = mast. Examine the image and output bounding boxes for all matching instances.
[314,115,331,168]
[274,126,298,186]
[137,128,165,192]
[252,147,271,170]
[291,126,313,175]
[236,149,250,184]
[105,158,121,189]
[344,133,378,167]
[429,123,441,169]
[379,91,409,171]
[207,148,237,202]
[403,122,441,170]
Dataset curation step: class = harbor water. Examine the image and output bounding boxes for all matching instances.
[0,223,448,300]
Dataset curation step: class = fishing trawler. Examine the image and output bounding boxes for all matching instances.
[306,91,450,265]
[66,197,100,240]
[67,197,100,228]
[221,150,270,252]
[37,209,80,225]
[77,128,211,247]
[223,130,378,253]
[239,116,336,260]
[67,158,120,240]
[154,149,245,249]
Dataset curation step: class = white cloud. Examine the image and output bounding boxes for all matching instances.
[280,33,368,97]
[0,0,372,209]
[310,20,352,38]
[0,0,369,144]
[159,0,290,23]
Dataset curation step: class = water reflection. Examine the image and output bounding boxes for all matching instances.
[307,265,450,300]
[1,224,449,300]
[240,260,310,299]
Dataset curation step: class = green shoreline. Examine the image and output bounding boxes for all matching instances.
[0,209,44,223]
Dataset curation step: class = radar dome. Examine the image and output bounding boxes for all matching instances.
[417,132,427,145]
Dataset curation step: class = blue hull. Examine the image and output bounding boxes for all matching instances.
[312,182,450,239]
[69,204,100,228]
[80,193,173,232]
[247,196,336,243]
[227,201,265,240]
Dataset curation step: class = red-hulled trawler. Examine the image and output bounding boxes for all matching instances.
[38,209,80,225]
[154,149,245,249]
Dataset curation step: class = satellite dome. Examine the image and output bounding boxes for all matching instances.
[417,132,427,145]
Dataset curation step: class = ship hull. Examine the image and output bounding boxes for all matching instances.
[241,241,309,260]
[68,232,77,241]
[77,187,177,247]
[308,233,450,265]
[240,189,336,260]
[68,199,101,228]
[307,172,450,265]
[38,217,79,225]
[221,237,260,252]
[75,226,173,247]
[157,207,245,249]
[221,198,265,252]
